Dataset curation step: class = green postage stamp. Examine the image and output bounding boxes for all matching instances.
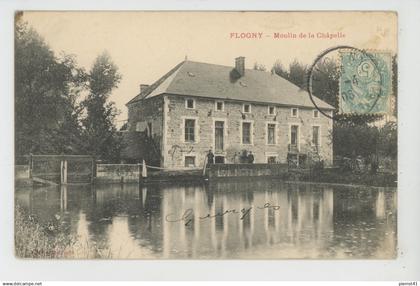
[339,50,393,115]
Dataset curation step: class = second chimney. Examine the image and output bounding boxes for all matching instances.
[140,84,149,93]
[235,56,245,77]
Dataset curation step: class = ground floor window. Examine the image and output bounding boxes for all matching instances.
[215,156,225,164]
[242,122,251,144]
[290,125,299,147]
[287,153,298,168]
[267,156,277,163]
[184,119,195,142]
[215,121,224,151]
[267,123,276,144]
[184,156,196,167]
[312,126,320,147]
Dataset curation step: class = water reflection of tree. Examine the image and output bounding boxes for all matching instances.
[329,187,397,258]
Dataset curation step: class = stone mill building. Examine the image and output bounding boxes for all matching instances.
[123,57,334,169]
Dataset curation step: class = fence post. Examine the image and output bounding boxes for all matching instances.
[29,153,33,179]
[202,156,207,177]
[142,160,148,178]
[60,160,63,184]
[60,184,68,211]
[91,158,95,184]
[60,159,67,185]
[138,163,141,184]
[64,160,67,184]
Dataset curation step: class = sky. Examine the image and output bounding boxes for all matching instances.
[21,11,397,126]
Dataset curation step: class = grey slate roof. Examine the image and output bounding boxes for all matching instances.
[127,60,334,110]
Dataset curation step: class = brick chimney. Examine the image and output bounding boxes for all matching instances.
[235,56,245,76]
[140,84,149,93]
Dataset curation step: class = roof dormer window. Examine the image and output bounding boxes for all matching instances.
[243,104,251,113]
[291,108,298,118]
[185,98,195,109]
[215,101,224,111]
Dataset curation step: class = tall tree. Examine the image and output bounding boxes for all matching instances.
[253,62,267,71]
[288,59,307,89]
[81,52,122,162]
[15,20,86,157]
[271,60,288,79]
[310,57,340,108]
[271,54,397,161]
[272,59,307,89]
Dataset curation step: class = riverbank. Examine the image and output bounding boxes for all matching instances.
[15,205,112,259]
[15,163,397,188]
[287,168,397,188]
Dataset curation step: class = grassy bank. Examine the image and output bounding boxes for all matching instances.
[15,205,112,259]
[15,206,73,258]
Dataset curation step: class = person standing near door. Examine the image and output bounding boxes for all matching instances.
[207,149,215,164]
[248,151,254,163]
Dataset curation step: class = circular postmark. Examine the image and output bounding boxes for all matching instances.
[306,45,387,120]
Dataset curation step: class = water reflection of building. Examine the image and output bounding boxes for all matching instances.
[15,180,397,259]
[157,180,335,258]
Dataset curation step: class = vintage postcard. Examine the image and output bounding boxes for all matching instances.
[14,11,397,259]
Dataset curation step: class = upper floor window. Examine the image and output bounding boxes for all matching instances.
[184,119,196,142]
[313,110,319,118]
[291,108,298,117]
[268,106,276,115]
[215,101,224,111]
[185,98,195,109]
[243,104,251,113]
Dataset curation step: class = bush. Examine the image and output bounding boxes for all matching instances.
[15,205,112,259]
[15,205,75,258]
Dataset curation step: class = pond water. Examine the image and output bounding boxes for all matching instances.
[15,179,397,259]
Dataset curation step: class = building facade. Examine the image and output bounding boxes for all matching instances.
[125,57,334,169]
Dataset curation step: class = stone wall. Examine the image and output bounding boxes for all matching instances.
[126,96,165,164]
[207,163,289,178]
[95,164,140,184]
[163,94,333,169]
[15,165,30,179]
[15,165,32,187]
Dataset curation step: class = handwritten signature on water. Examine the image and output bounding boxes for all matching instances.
[165,203,280,226]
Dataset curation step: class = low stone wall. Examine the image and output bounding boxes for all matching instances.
[207,163,288,179]
[95,164,141,184]
[15,165,30,179]
[15,165,32,187]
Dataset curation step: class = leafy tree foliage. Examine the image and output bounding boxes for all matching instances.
[15,21,86,157]
[310,57,339,108]
[271,55,397,162]
[271,60,288,79]
[253,62,267,71]
[288,59,307,89]
[81,52,123,162]
[15,21,124,162]
[272,59,307,89]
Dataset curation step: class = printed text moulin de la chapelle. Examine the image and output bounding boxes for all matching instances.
[230,31,346,40]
